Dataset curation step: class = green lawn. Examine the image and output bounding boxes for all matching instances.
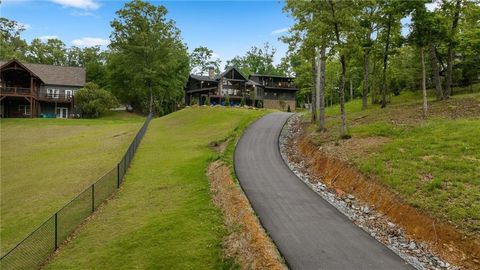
[44,107,267,269]
[0,112,144,253]
[309,89,480,233]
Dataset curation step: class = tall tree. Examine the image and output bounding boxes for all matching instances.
[410,0,431,118]
[26,38,67,65]
[189,46,220,75]
[327,0,355,137]
[225,42,281,76]
[443,0,462,98]
[108,0,189,114]
[0,17,28,60]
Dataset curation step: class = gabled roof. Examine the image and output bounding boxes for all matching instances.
[189,74,217,83]
[246,79,261,86]
[215,66,247,81]
[0,59,86,87]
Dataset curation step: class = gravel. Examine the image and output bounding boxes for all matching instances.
[278,114,458,270]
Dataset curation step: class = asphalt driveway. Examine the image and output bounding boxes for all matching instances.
[234,112,413,270]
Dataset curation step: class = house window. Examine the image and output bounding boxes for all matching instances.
[47,88,60,98]
[65,90,73,98]
[18,104,30,115]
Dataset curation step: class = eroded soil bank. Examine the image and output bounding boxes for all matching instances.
[284,118,479,270]
[207,160,287,270]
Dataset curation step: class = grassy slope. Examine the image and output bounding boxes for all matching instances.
[308,87,480,233]
[45,107,267,270]
[0,112,144,252]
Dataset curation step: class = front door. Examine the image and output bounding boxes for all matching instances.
[56,107,68,118]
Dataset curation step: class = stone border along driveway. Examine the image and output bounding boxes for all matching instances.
[279,114,457,270]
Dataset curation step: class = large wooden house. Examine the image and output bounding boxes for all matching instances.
[0,59,85,118]
[185,67,298,110]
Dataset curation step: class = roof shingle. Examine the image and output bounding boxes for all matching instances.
[0,60,86,87]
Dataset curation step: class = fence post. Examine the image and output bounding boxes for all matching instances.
[117,163,120,188]
[91,184,95,212]
[54,213,58,249]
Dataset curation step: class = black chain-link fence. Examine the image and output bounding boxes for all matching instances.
[0,113,153,270]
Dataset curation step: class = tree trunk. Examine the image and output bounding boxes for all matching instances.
[362,50,369,110]
[445,0,461,98]
[318,46,326,132]
[328,0,348,138]
[429,41,444,101]
[381,14,392,109]
[315,47,321,126]
[371,59,377,104]
[339,55,348,137]
[311,56,317,123]
[421,47,428,118]
[349,79,353,101]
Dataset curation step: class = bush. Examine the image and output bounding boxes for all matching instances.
[256,100,263,108]
[75,82,118,118]
[240,97,246,107]
[204,96,210,106]
[190,98,197,106]
[225,95,230,107]
[287,105,291,112]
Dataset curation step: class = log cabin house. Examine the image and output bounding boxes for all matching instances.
[0,59,85,118]
[185,67,297,110]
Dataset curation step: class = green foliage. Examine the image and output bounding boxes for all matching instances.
[26,38,67,65]
[224,95,230,106]
[256,100,263,108]
[204,96,211,106]
[225,42,285,76]
[75,83,119,118]
[108,0,189,115]
[0,17,28,60]
[189,46,220,75]
[240,97,245,107]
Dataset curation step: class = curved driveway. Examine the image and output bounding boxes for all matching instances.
[234,112,413,270]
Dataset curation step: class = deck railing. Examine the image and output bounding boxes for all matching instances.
[37,92,73,102]
[0,87,32,95]
[0,113,154,270]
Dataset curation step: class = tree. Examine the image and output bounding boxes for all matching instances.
[0,17,28,60]
[225,43,281,76]
[327,0,355,138]
[26,38,67,65]
[75,82,118,118]
[377,0,405,108]
[189,46,220,75]
[108,0,189,115]
[443,0,462,98]
[409,0,431,118]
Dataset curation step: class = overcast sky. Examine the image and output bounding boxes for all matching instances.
[2,0,294,67]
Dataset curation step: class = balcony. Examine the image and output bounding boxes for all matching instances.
[263,82,296,89]
[38,92,73,102]
[0,86,32,95]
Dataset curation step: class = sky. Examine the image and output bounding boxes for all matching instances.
[1,0,294,66]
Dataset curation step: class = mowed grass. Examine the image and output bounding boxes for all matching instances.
[45,107,268,270]
[0,112,144,253]
[309,89,480,233]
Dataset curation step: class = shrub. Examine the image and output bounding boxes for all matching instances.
[240,97,246,107]
[287,105,291,112]
[256,100,263,108]
[75,82,118,118]
[190,98,197,106]
[225,95,230,106]
[205,96,211,106]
